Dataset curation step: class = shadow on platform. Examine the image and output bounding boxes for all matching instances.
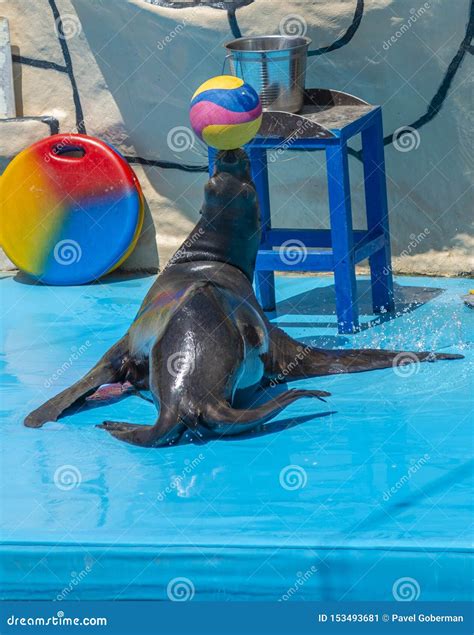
[271,279,443,334]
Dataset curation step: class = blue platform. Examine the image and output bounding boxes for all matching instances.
[0,273,472,601]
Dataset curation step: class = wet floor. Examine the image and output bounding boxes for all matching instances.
[1,273,472,600]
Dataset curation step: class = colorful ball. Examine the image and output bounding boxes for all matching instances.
[189,75,262,150]
[0,134,144,285]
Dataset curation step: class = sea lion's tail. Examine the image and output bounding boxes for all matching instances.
[267,327,463,379]
[203,388,330,435]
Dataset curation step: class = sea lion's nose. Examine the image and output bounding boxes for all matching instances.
[216,149,240,165]
[214,149,250,179]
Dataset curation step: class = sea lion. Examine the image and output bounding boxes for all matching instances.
[24,149,463,446]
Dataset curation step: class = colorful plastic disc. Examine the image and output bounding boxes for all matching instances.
[0,134,144,285]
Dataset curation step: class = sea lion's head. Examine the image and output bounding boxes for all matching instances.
[202,149,257,223]
[213,149,252,183]
[167,148,260,281]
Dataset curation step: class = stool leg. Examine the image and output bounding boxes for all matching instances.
[248,146,276,311]
[362,110,395,314]
[326,143,359,334]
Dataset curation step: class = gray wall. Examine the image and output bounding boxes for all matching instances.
[1,0,472,274]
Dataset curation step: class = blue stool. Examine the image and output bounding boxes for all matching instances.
[209,89,395,334]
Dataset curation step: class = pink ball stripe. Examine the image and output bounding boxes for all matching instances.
[189,101,262,139]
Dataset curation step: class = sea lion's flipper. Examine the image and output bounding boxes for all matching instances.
[203,389,330,436]
[86,381,136,404]
[24,336,129,428]
[267,327,463,380]
[97,411,187,448]
[97,334,190,447]
[97,388,330,444]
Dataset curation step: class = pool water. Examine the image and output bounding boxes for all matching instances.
[1,273,472,601]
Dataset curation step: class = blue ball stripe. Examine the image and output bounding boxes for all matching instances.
[190,87,259,113]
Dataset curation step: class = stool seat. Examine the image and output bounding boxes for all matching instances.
[209,88,395,334]
[258,88,376,142]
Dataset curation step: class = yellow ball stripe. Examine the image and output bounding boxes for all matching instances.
[192,75,244,100]
[202,116,262,150]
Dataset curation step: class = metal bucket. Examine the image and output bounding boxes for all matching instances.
[224,35,311,113]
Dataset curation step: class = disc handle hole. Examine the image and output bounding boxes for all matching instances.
[50,144,86,159]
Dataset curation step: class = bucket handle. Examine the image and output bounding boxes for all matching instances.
[222,51,270,82]
[221,52,250,83]
[221,53,233,75]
